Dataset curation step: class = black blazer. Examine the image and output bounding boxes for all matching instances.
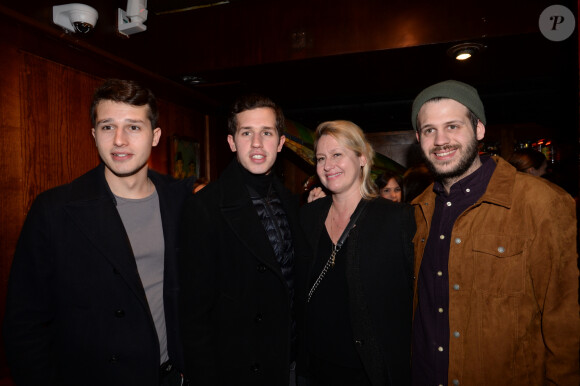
[297,196,416,386]
[179,160,309,385]
[2,164,193,386]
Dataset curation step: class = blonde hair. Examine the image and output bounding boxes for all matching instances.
[314,120,378,199]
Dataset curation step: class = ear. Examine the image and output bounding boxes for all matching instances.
[276,135,286,152]
[359,154,367,167]
[152,127,161,147]
[227,134,236,152]
[91,128,96,140]
[476,121,485,141]
[415,130,420,143]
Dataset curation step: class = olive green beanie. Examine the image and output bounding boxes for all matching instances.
[411,80,486,131]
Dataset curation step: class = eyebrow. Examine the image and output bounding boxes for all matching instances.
[238,126,276,130]
[420,119,465,129]
[316,147,342,155]
[96,118,145,125]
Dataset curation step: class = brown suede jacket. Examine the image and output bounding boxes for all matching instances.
[412,156,579,385]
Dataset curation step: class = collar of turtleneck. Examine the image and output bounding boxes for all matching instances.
[237,161,274,198]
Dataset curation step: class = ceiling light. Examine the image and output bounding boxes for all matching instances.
[447,43,486,61]
[182,76,205,85]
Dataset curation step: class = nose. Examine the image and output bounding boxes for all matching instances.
[323,157,334,171]
[251,134,263,148]
[113,129,128,147]
[433,129,450,146]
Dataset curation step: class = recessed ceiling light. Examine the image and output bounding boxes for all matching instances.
[182,75,205,85]
[447,42,486,61]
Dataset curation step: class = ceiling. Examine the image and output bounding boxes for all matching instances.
[181,33,578,134]
[1,0,578,135]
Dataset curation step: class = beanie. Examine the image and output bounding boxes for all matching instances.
[411,80,486,131]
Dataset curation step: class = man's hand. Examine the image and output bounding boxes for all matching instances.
[307,187,326,203]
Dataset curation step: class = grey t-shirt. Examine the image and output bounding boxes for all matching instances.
[115,189,168,364]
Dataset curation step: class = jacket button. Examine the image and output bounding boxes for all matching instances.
[497,246,505,253]
[254,313,263,323]
[452,380,460,385]
[109,354,119,363]
[354,339,364,346]
[251,363,260,372]
[256,264,266,272]
[453,284,460,291]
[115,309,125,318]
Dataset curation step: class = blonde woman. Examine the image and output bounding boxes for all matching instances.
[296,120,415,386]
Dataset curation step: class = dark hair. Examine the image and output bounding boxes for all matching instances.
[375,171,403,189]
[90,79,159,129]
[509,148,547,172]
[416,97,479,134]
[227,94,285,136]
[375,171,404,201]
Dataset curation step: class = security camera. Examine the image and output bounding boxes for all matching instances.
[53,3,98,34]
[118,0,148,36]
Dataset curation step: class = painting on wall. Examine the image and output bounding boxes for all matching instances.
[169,135,200,179]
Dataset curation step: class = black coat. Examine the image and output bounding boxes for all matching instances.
[297,196,416,386]
[179,160,308,385]
[2,164,193,386]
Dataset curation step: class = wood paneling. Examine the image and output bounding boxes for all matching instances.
[20,54,102,210]
[0,18,23,382]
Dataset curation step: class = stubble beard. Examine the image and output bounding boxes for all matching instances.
[422,135,479,184]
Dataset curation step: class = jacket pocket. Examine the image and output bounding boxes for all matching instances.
[472,234,528,296]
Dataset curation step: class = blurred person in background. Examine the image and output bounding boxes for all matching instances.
[508,148,548,177]
[375,171,403,203]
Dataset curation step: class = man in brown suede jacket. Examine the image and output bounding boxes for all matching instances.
[410,80,579,386]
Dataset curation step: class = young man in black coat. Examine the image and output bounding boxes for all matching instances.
[179,94,307,385]
[3,79,193,386]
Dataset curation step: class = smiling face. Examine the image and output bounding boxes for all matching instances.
[227,107,285,175]
[416,98,485,189]
[92,100,161,183]
[315,134,366,198]
[380,178,402,202]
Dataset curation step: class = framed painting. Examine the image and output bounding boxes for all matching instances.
[169,135,200,179]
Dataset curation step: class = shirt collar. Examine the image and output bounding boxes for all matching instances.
[433,155,496,198]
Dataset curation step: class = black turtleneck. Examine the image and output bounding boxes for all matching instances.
[237,161,274,198]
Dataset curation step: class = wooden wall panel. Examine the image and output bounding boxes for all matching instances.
[0,21,23,383]
[20,53,102,211]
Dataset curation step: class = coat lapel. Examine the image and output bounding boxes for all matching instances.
[219,161,282,274]
[63,165,150,311]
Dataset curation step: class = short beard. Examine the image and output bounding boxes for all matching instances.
[422,135,479,182]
